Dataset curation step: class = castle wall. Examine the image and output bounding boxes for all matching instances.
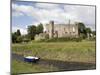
[45,21,79,38]
[47,21,54,38]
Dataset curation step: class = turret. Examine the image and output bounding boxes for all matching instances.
[49,21,54,38]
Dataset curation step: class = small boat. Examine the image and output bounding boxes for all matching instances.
[24,56,40,63]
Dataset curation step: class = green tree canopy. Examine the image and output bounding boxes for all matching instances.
[16,36,23,43]
[77,22,87,39]
[12,32,17,43]
[27,25,37,40]
[85,28,92,34]
[92,31,96,35]
[36,23,44,34]
[16,29,21,36]
[78,22,86,34]
[12,29,22,43]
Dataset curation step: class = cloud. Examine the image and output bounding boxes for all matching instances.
[12,26,27,35]
[35,3,60,10]
[12,11,24,17]
[12,3,23,17]
[12,3,35,17]
[63,5,95,25]
[12,2,95,30]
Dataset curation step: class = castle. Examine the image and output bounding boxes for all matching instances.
[35,20,79,40]
[45,20,79,38]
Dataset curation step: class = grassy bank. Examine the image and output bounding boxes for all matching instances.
[12,60,59,74]
[12,40,96,74]
[12,40,96,63]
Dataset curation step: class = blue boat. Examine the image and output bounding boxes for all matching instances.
[24,56,40,63]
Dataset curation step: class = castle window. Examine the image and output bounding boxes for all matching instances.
[73,27,75,32]
[73,31,75,33]
[64,28,66,32]
[65,32,67,34]
[55,31,58,34]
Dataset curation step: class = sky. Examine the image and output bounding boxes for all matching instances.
[12,1,96,35]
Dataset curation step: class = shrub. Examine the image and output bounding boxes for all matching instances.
[16,36,23,43]
[79,33,87,39]
[88,37,96,41]
[38,37,82,42]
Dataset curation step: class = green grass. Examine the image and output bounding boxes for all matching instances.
[12,60,59,74]
[12,40,95,62]
[12,40,96,74]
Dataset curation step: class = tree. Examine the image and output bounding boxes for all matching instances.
[12,32,17,43]
[16,36,22,43]
[36,23,44,34]
[78,22,86,34]
[77,22,87,39]
[21,35,30,42]
[16,29,21,36]
[85,27,92,38]
[27,25,37,40]
[85,28,91,34]
[92,31,96,35]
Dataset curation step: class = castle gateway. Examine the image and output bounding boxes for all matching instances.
[45,21,79,38]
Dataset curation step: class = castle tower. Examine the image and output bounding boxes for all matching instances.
[49,21,54,38]
[68,19,71,36]
[75,22,79,37]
